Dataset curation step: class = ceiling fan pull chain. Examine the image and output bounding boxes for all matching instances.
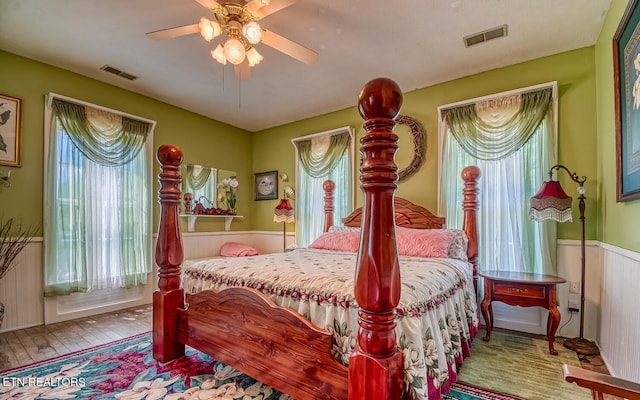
[238,78,242,109]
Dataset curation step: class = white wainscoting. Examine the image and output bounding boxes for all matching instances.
[0,239,43,332]
[598,243,640,382]
[182,230,294,259]
[0,231,294,332]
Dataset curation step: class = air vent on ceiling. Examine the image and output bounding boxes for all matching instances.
[100,65,138,81]
[463,24,508,47]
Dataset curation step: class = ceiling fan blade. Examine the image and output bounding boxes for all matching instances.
[261,29,318,65]
[194,0,221,10]
[146,24,200,40]
[234,59,252,80]
[247,0,298,19]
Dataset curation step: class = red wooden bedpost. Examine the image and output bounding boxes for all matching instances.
[461,166,480,292]
[323,180,336,232]
[349,78,404,400]
[153,144,186,362]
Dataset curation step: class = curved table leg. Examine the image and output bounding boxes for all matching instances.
[547,304,561,355]
[481,297,492,342]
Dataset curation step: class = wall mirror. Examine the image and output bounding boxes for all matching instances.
[182,164,237,214]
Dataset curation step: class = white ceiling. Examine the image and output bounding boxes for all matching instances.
[0,0,611,132]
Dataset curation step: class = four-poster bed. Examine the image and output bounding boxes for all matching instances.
[153,78,481,400]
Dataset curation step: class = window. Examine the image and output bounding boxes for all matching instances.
[292,127,354,247]
[438,83,558,275]
[44,95,154,296]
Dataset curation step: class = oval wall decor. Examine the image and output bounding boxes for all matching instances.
[396,115,426,181]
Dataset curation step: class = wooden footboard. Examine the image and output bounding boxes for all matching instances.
[155,144,347,399]
[178,287,348,400]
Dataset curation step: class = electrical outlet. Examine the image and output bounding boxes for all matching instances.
[568,300,580,311]
[569,281,580,294]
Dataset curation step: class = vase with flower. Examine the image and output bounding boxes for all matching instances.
[217,177,239,215]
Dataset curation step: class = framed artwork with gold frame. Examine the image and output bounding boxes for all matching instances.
[0,93,22,167]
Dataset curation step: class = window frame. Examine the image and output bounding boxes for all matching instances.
[291,126,355,247]
[436,82,558,275]
[43,93,155,290]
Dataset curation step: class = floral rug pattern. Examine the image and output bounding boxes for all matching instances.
[0,332,520,400]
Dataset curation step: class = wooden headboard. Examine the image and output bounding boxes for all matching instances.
[322,180,445,230]
[322,167,481,283]
[340,196,445,229]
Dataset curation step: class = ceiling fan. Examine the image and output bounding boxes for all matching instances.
[146,0,318,80]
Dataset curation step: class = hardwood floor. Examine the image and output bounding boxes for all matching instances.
[0,305,619,399]
[0,304,151,372]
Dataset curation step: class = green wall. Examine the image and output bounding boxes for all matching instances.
[3,43,619,246]
[253,47,599,241]
[596,0,640,252]
[0,51,253,233]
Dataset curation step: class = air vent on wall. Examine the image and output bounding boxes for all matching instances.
[463,24,508,47]
[100,65,138,81]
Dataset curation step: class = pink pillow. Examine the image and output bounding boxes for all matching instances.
[309,227,456,258]
[308,231,360,252]
[396,227,455,258]
[220,242,259,257]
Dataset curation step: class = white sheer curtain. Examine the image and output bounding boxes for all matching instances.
[293,128,353,248]
[44,95,154,296]
[439,84,557,275]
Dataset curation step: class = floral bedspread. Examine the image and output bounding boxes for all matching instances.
[182,248,479,400]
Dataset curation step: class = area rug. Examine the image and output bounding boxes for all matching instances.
[0,332,525,400]
[457,330,592,400]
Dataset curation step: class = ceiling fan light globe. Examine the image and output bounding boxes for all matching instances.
[224,38,246,64]
[242,21,262,44]
[211,44,227,64]
[246,47,263,67]
[198,17,221,42]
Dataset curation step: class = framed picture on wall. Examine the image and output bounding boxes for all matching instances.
[614,0,640,201]
[0,93,22,167]
[254,170,278,200]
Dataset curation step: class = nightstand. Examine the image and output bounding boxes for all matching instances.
[479,270,566,355]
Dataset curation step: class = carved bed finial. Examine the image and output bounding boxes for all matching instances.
[349,78,404,400]
[358,77,403,120]
[323,180,335,233]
